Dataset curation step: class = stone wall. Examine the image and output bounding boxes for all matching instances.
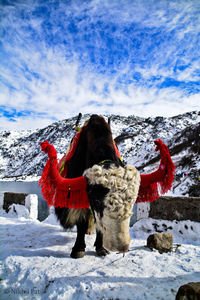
[1,193,200,223]
[137,196,200,222]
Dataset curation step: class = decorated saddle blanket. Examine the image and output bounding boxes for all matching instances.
[39,128,175,208]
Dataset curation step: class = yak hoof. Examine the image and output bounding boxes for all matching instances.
[96,247,110,257]
[70,249,85,259]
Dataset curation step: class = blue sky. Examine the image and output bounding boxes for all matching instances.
[0,0,200,130]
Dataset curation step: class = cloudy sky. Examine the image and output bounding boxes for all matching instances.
[0,0,200,130]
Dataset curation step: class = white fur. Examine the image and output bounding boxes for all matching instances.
[84,163,140,251]
[84,164,140,219]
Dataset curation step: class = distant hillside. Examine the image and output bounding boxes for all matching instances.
[0,111,199,196]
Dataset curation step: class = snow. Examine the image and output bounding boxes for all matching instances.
[0,176,40,182]
[6,204,30,219]
[1,210,200,300]
[25,194,38,220]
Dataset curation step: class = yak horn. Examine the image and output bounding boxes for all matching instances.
[75,113,82,131]
[76,113,82,127]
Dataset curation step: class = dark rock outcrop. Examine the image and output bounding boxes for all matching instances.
[176,282,200,300]
[147,232,173,253]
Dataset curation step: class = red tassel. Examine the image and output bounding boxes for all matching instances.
[40,140,57,159]
[136,139,175,203]
[39,141,89,209]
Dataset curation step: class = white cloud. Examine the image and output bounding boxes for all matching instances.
[0,0,200,130]
[1,44,200,130]
[0,115,54,132]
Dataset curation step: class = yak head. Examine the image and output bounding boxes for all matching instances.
[84,164,140,253]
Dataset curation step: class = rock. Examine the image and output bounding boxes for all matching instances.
[147,232,173,253]
[176,282,200,300]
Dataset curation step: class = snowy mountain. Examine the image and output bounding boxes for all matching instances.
[0,111,199,196]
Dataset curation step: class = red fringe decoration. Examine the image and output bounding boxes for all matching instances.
[39,141,89,209]
[39,138,175,208]
[136,139,175,203]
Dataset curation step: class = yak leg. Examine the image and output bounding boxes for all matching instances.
[71,221,88,259]
[94,230,109,256]
[86,209,95,235]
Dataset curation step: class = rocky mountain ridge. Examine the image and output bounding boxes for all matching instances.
[0,111,199,196]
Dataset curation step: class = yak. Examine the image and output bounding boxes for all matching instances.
[40,114,175,259]
[53,114,140,258]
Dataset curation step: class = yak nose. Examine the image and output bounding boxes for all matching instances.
[118,244,130,253]
[103,242,130,253]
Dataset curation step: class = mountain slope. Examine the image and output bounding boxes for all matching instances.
[0,111,199,196]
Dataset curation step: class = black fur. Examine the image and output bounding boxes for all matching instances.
[87,184,109,218]
[55,207,91,229]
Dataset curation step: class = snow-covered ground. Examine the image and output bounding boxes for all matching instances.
[1,208,200,300]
